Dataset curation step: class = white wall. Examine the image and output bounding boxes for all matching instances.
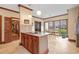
[44,22,48,31]
[68,6,79,40]
[19,6,33,33]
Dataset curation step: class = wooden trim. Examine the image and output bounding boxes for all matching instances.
[0,7,19,13]
[4,17,12,43]
[18,4,33,11]
[44,13,68,19]
[0,42,5,44]
[0,15,2,43]
[11,17,20,19]
[68,39,76,42]
[33,16,43,19]
[33,13,68,19]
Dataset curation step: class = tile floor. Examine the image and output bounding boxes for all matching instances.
[0,35,79,54]
[48,35,79,54]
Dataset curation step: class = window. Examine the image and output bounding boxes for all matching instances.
[60,20,67,29]
[44,19,68,38]
[48,22,54,31]
[54,21,60,32]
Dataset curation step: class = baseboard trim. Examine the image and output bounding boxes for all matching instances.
[19,43,22,45]
[40,48,49,54]
[43,49,49,54]
[68,39,76,42]
[0,42,5,44]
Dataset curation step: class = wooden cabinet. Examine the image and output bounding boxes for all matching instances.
[21,33,25,46]
[24,34,28,49]
[4,17,20,43]
[21,33,39,54]
[28,35,33,53]
[32,36,39,54]
[4,17,12,43]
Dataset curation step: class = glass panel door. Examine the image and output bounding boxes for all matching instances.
[54,21,60,35]
[60,20,68,38]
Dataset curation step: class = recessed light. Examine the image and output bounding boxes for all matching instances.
[28,15,32,18]
[36,10,42,15]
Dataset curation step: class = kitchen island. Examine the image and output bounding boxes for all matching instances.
[21,32,50,54]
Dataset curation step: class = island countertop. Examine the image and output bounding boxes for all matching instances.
[21,32,49,54]
[21,32,50,37]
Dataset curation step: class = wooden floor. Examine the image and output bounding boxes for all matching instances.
[48,35,79,54]
[0,40,20,53]
[0,40,31,54]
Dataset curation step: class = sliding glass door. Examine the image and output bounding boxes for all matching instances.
[59,20,68,37]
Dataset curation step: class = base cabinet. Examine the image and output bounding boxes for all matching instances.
[24,35,28,49]
[21,33,25,46]
[32,36,39,54]
[28,35,33,53]
[21,33,39,54]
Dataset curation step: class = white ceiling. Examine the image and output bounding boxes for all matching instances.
[0,4,19,11]
[26,4,78,18]
[0,4,78,18]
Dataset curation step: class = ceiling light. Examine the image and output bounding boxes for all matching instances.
[36,10,42,15]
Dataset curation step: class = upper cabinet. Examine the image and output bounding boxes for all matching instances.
[19,4,33,25]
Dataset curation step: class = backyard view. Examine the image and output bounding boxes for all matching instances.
[45,19,68,38]
[58,28,68,38]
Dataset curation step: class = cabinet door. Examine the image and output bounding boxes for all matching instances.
[32,36,39,54]
[21,33,25,46]
[4,17,12,43]
[25,34,28,49]
[28,35,33,53]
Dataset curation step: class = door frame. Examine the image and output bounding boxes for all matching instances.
[35,21,41,32]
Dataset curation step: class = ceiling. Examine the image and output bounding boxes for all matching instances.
[0,4,78,18]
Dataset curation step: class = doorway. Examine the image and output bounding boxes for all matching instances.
[35,21,41,32]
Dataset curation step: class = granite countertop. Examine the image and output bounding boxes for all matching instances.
[21,32,50,37]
